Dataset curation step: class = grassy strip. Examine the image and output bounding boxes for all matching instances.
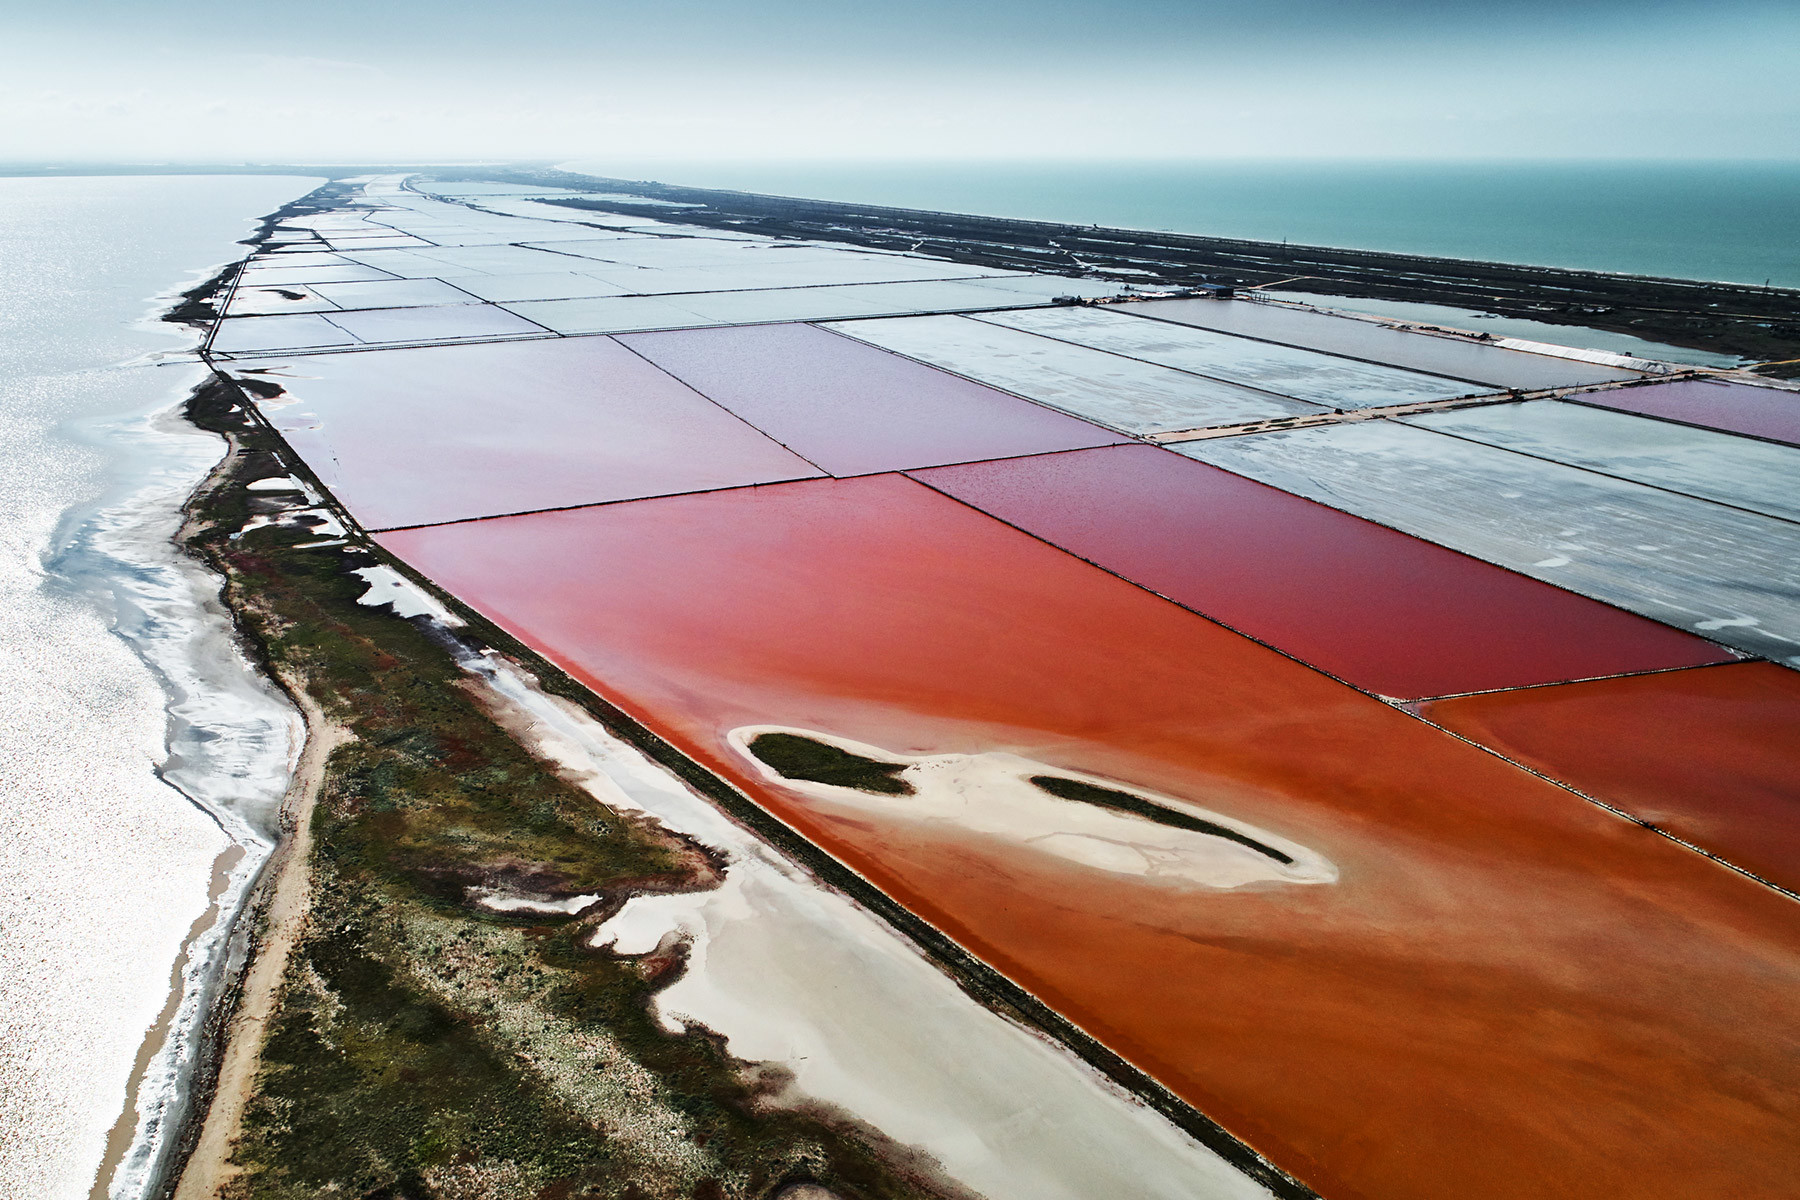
[179,374,957,1200]
[745,734,915,797]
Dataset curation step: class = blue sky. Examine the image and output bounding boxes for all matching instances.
[2,0,1795,162]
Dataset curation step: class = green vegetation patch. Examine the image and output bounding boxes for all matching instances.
[747,733,915,797]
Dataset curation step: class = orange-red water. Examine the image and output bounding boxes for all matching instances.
[1425,661,1800,895]
[910,444,1731,699]
[381,474,1800,1200]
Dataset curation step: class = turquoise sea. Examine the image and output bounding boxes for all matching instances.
[570,160,1800,290]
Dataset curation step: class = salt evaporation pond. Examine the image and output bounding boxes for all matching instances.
[0,174,316,1200]
[347,567,1277,1200]
[908,444,1731,698]
[379,472,1800,1200]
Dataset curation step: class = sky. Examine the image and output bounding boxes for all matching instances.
[1,0,1796,164]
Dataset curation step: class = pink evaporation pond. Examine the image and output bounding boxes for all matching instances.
[911,444,1733,699]
[1579,379,1800,447]
[241,337,822,530]
[619,322,1124,476]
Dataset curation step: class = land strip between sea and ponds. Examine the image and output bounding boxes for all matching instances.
[490,168,1800,370]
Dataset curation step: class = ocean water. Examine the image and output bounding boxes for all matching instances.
[564,159,1800,289]
[0,174,317,1200]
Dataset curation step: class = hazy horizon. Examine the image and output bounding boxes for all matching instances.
[3,155,1798,171]
[4,0,1795,163]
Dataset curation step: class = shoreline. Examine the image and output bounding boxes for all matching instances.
[0,174,323,1200]
[97,190,330,1200]
[137,189,347,1200]
[171,689,348,1200]
[72,336,305,1200]
[88,845,244,1200]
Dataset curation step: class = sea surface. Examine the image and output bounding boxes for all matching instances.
[565,159,1800,289]
[0,174,316,1200]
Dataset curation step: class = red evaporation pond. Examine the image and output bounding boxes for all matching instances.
[1424,662,1800,893]
[1579,379,1800,447]
[380,474,1800,1200]
[240,337,822,530]
[618,322,1123,476]
[911,444,1731,698]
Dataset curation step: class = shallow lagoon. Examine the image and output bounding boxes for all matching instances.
[0,173,314,1200]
